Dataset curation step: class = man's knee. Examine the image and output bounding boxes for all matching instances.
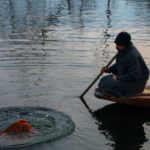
[98,75,112,88]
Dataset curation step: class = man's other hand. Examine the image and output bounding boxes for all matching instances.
[112,74,117,80]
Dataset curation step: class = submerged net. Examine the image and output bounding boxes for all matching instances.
[0,106,75,149]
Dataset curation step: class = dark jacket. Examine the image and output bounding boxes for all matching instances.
[109,43,149,82]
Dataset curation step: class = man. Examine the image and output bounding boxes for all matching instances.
[96,32,149,97]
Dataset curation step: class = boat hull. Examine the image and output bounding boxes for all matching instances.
[94,87,150,108]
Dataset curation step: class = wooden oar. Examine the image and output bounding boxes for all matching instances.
[80,52,118,99]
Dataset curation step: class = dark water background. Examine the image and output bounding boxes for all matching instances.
[0,0,150,149]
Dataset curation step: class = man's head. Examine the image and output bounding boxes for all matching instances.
[114,32,131,52]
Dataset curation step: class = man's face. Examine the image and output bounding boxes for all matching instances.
[116,44,126,52]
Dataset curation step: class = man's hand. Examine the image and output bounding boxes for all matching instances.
[112,74,117,80]
[101,66,109,73]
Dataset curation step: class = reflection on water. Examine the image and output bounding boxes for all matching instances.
[97,0,112,62]
[0,0,150,150]
[94,104,150,150]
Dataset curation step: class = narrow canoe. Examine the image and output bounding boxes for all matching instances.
[94,86,150,109]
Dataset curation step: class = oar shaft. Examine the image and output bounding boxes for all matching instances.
[80,52,118,98]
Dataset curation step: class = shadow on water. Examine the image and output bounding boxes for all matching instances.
[80,98,150,150]
[93,104,150,150]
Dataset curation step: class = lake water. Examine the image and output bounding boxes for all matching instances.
[0,0,150,150]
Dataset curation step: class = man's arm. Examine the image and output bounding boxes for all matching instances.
[117,55,141,82]
[108,63,117,75]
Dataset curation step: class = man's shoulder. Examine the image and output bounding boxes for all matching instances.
[127,44,141,58]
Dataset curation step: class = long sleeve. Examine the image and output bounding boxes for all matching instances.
[109,63,117,75]
[117,55,141,82]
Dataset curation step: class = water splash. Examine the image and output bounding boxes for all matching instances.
[0,106,75,149]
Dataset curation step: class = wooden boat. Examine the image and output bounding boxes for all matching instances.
[94,86,150,109]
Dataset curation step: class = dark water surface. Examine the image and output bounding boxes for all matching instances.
[0,0,150,150]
